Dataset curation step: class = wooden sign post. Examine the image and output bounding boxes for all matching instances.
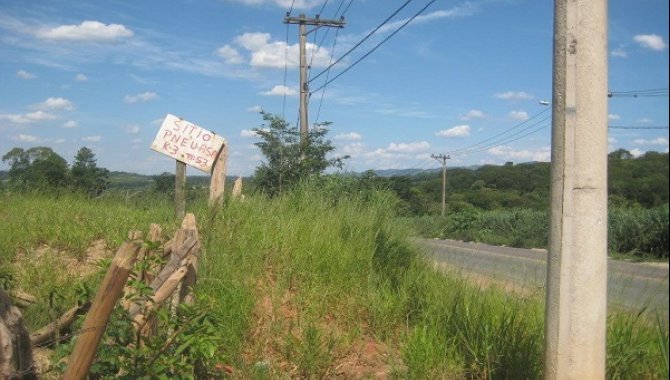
[151,114,227,217]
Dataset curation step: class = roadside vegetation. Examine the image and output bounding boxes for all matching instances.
[1,116,667,377]
[1,184,667,378]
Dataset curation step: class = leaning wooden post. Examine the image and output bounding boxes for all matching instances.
[63,241,141,380]
[209,143,228,206]
[175,161,186,221]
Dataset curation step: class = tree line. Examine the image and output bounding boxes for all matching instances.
[2,146,109,196]
[353,148,668,215]
[2,113,667,214]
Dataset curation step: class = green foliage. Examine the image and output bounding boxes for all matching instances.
[410,205,669,258]
[2,146,69,190]
[5,185,668,378]
[607,311,670,379]
[252,112,348,196]
[609,150,669,207]
[152,172,175,194]
[2,146,112,195]
[71,147,110,196]
[609,205,670,259]
[373,151,667,215]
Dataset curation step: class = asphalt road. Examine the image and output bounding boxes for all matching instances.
[420,238,669,320]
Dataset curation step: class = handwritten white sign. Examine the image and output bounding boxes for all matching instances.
[150,114,225,173]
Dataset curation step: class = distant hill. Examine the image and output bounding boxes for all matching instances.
[107,171,239,190]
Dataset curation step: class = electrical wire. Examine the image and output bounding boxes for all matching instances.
[446,108,551,155]
[314,27,341,124]
[608,88,668,98]
[282,22,290,120]
[310,0,438,95]
[609,125,669,129]
[308,0,414,84]
[458,123,551,155]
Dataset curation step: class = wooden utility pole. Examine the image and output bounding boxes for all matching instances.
[431,154,450,216]
[284,13,345,144]
[544,1,608,379]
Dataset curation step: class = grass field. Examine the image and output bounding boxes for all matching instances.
[1,187,667,378]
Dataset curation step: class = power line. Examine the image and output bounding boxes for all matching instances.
[608,88,668,98]
[282,22,290,120]
[310,0,438,94]
[308,0,414,84]
[314,27,341,124]
[446,108,551,155]
[609,125,669,129]
[461,123,551,155]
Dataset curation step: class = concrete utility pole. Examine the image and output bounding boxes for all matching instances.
[284,14,345,143]
[431,154,450,216]
[544,1,608,379]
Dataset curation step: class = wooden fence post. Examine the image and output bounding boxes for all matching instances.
[209,144,228,206]
[175,161,186,221]
[0,289,34,379]
[62,241,141,380]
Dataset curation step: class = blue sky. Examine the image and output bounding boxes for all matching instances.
[1,0,668,176]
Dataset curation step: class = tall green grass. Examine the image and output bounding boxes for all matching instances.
[2,185,667,378]
[411,205,669,259]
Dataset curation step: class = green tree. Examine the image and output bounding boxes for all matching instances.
[252,112,348,196]
[2,147,69,189]
[152,172,175,194]
[71,147,109,196]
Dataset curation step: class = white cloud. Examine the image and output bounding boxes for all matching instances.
[460,109,485,121]
[34,97,74,111]
[633,34,667,51]
[260,85,297,96]
[487,145,551,162]
[240,129,259,138]
[508,110,529,121]
[75,73,88,81]
[608,137,617,144]
[123,124,141,134]
[82,135,102,142]
[217,45,244,64]
[341,142,365,156]
[436,125,470,138]
[0,111,56,124]
[232,32,332,69]
[124,91,158,103]
[373,5,479,35]
[11,134,39,142]
[335,132,362,141]
[633,137,669,146]
[611,45,627,57]
[630,148,645,157]
[608,114,621,121]
[35,20,133,42]
[494,91,534,100]
[62,120,78,128]
[637,117,653,124]
[227,0,323,9]
[247,105,263,113]
[52,138,66,144]
[17,70,36,79]
[387,141,430,153]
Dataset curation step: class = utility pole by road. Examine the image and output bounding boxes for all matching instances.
[284,13,345,144]
[431,154,450,216]
[544,1,608,379]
